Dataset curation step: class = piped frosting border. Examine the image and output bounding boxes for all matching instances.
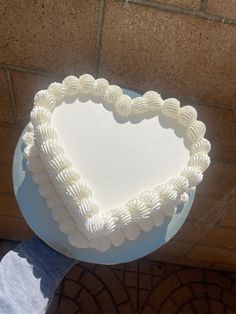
[23,74,211,252]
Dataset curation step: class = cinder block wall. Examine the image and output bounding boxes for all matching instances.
[0,0,235,271]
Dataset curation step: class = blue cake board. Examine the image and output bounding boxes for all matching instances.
[12,88,195,265]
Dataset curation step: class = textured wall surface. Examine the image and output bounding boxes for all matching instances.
[0,0,235,273]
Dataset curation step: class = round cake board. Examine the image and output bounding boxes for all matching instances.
[12,88,195,265]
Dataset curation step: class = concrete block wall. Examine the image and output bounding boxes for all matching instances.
[0,0,235,271]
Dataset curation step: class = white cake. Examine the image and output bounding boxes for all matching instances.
[23,74,211,252]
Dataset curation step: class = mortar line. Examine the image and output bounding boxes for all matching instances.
[5,70,17,124]
[126,0,236,25]
[0,63,63,78]
[199,0,208,12]
[95,0,105,78]
[119,82,235,111]
[0,64,235,112]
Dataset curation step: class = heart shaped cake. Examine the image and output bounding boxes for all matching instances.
[23,74,211,252]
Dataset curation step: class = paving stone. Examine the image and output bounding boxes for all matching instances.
[147,274,180,309]
[205,269,234,290]
[96,289,116,313]
[177,268,204,284]
[192,298,209,312]
[171,285,193,304]
[79,270,103,295]
[125,271,138,288]
[63,280,81,299]
[209,299,225,313]
[223,290,236,308]
[159,299,178,314]
[139,274,152,290]
[118,302,133,314]
[191,282,208,297]
[95,265,128,303]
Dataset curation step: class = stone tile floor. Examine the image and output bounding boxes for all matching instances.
[1,240,236,313]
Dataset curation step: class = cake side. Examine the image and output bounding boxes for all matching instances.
[23,74,211,252]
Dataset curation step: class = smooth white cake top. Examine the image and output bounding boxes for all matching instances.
[52,98,189,209]
[23,74,211,252]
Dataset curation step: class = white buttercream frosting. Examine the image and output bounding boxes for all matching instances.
[156,184,178,202]
[68,230,89,248]
[77,198,100,217]
[151,210,165,227]
[88,236,111,252]
[177,192,189,204]
[138,218,154,232]
[78,74,95,94]
[110,231,125,246]
[188,152,210,172]
[170,176,189,194]
[113,206,132,226]
[114,94,132,117]
[161,98,180,119]
[51,206,68,221]
[103,85,123,104]
[23,145,33,159]
[22,131,34,146]
[30,107,51,127]
[191,138,211,155]
[23,73,211,252]
[35,123,58,142]
[178,105,197,128]
[139,190,160,208]
[181,166,203,187]
[186,120,206,143]
[49,155,73,171]
[28,155,44,173]
[62,76,80,96]
[34,90,56,111]
[32,172,49,185]
[66,182,92,204]
[39,184,56,199]
[143,91,163,111]
[92,78,109,97]
[57,168,80,186]
[161,203,177,217]
[126,198,151,220]
[58,218,76,233]
[48,82,65,103]
[41,140,64,159]
[132,97,149,114]
[85,213,107,233]
[124,224,140,241]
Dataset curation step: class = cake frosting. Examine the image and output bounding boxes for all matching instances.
[23,74,211,252]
